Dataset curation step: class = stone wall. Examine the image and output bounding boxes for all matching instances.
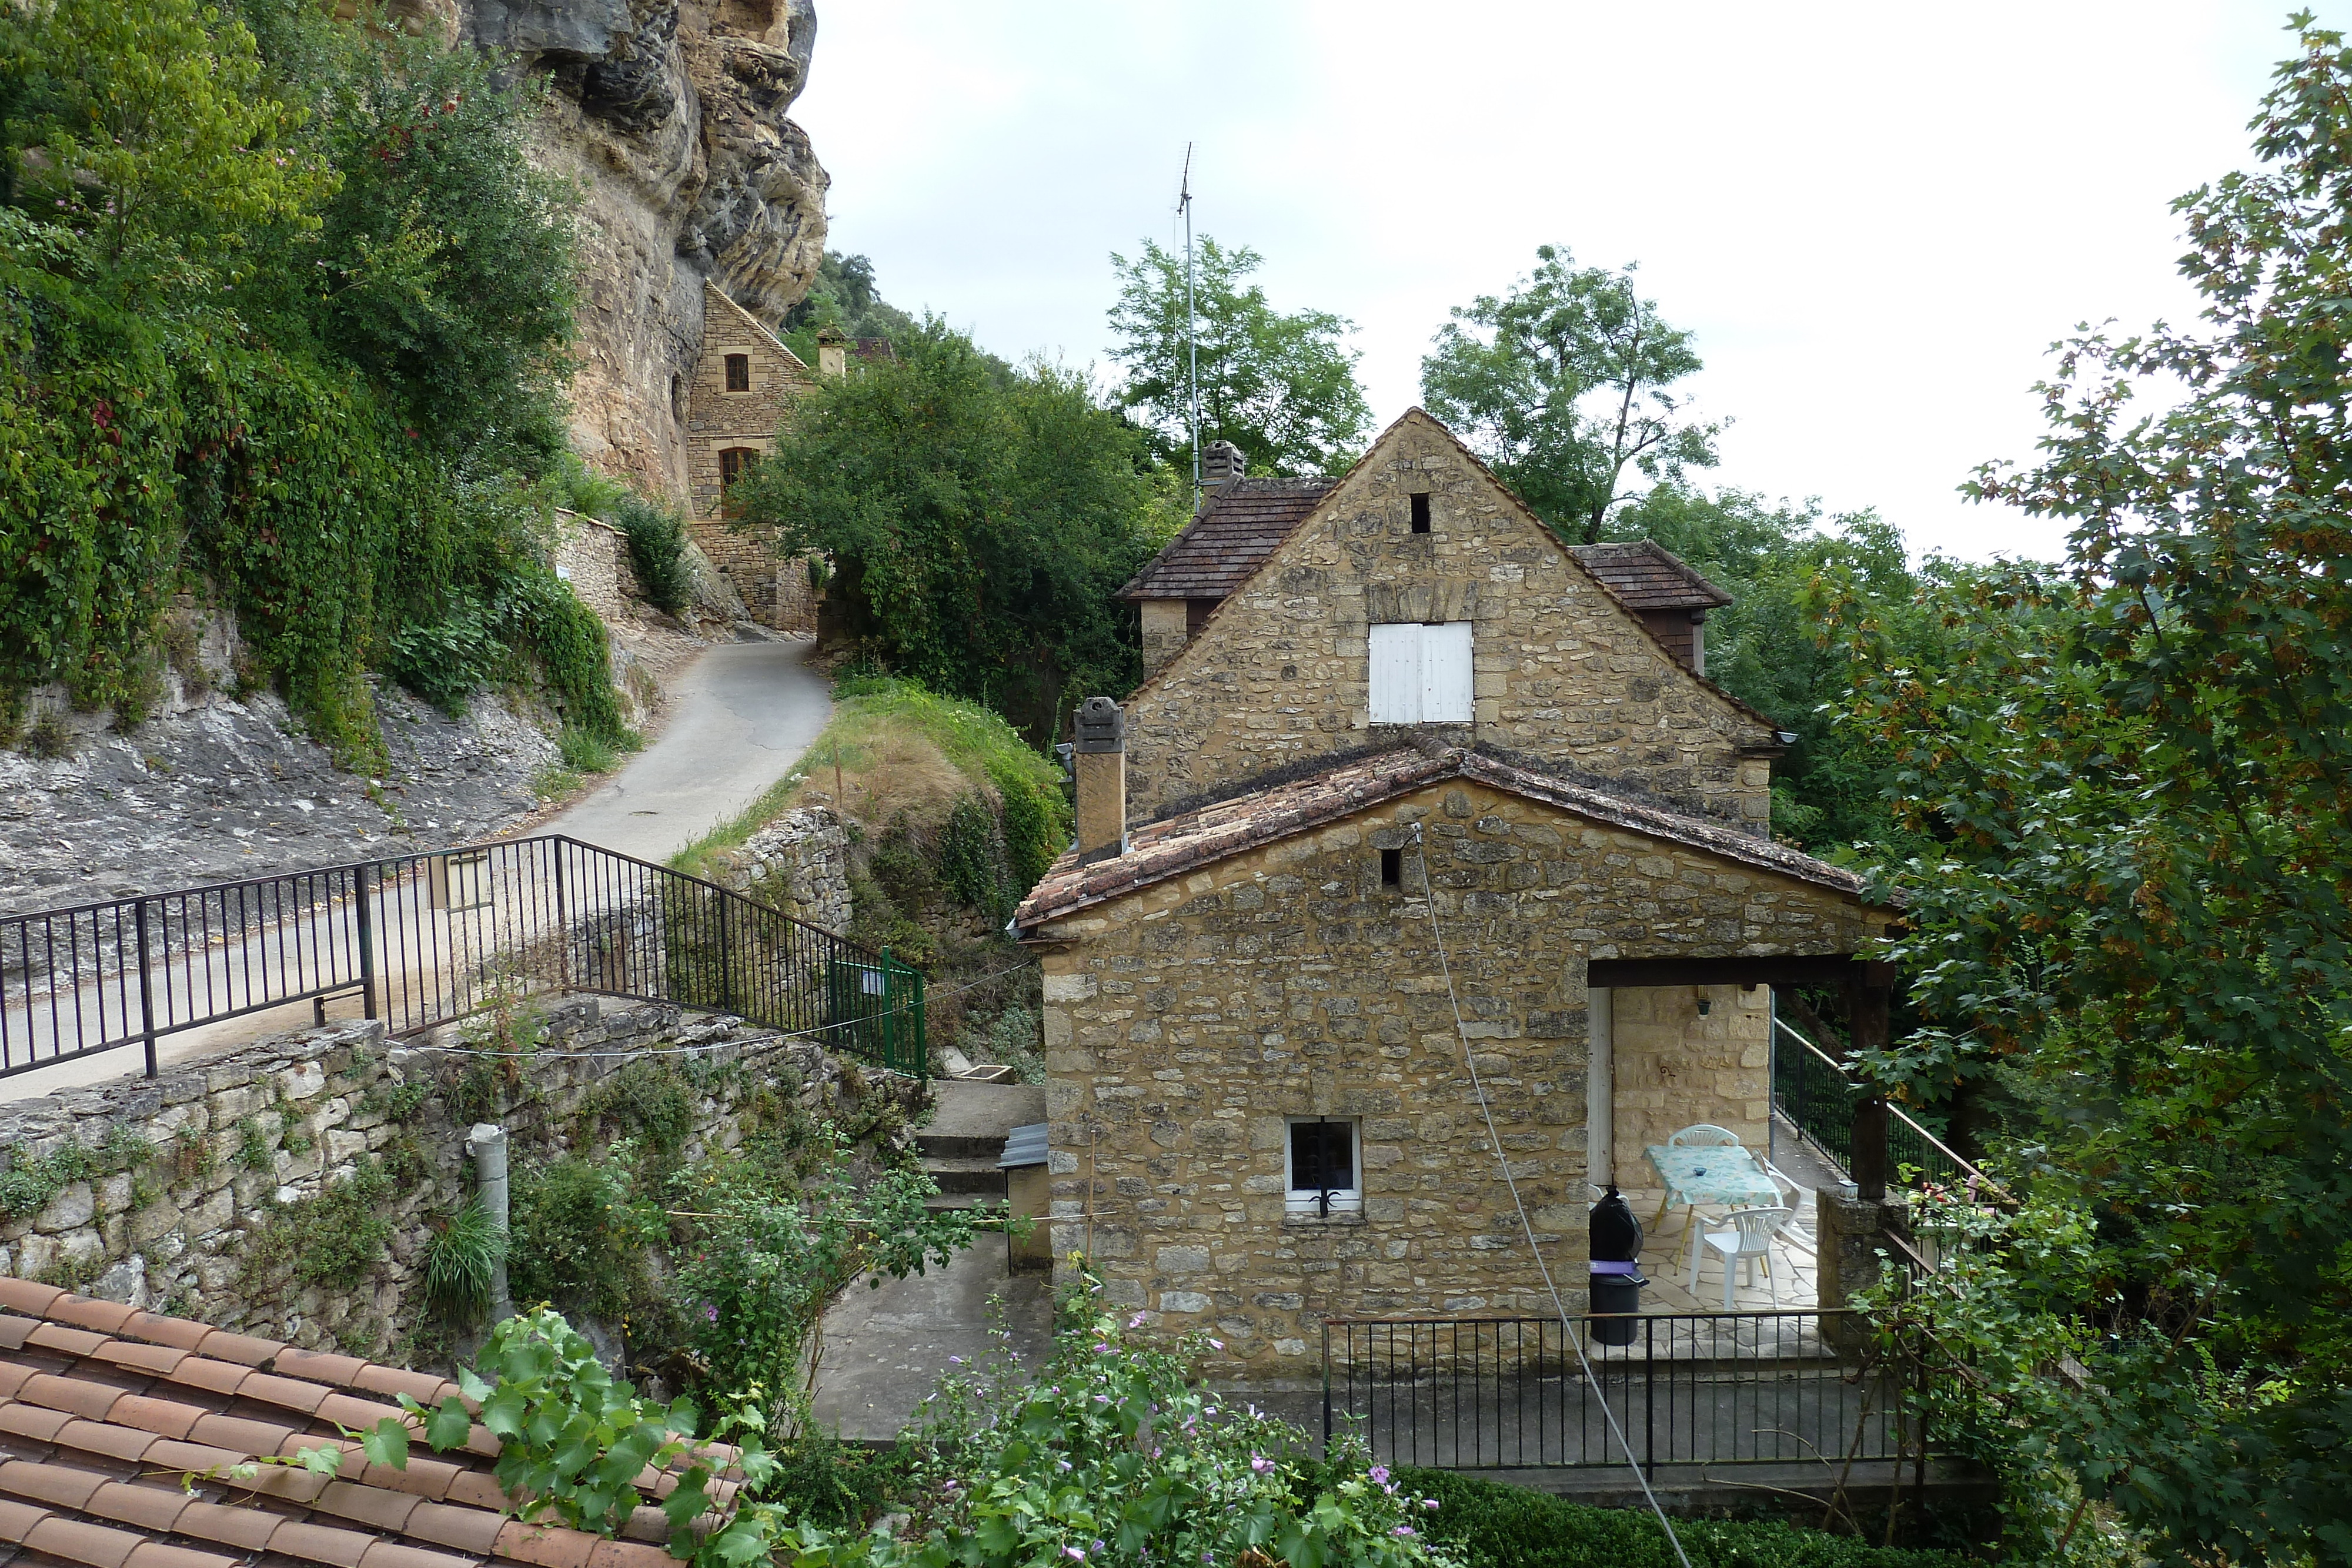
[697,807,853,932]
[1606,983,1772,1176]
[552,510,639,622]
[1027,775,1882,1380]
[0,997,900,1359]
[1120,411,1779,831]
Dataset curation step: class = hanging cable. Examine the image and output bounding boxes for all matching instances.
[1408,823,1695,1568]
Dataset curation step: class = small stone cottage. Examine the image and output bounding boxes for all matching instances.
[683,280,823,633]
[1011,410,1897,1376]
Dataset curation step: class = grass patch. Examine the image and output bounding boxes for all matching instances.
[670,674,1070,882]
[530,721,642,801]
[1399,1468,1970,1568]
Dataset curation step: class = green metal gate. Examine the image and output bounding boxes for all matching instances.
[826,948,926,1075]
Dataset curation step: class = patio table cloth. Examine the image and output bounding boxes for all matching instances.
[1643,1142,1779,1213]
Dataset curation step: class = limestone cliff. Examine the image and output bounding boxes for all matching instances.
[459,0,828,501]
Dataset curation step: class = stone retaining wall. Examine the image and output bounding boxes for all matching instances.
[696,807,853,933]
[0,997,905,1361]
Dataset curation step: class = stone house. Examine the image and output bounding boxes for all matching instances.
[684,279,823,634]
[1013,410,1896,1377]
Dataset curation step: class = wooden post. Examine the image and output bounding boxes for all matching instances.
[1845,979,1891,1201]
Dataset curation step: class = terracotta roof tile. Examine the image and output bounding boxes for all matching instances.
[0,1461,106,1512]
[270,1351,369,1388]
[160,1359,250,1400]
[42,1301,138,1340]
[348,1368,450,1407]
[0,1362,39,1399]
[0,1496,54,1539]
[359,1543,477,1568]
[54,1419,159,1466]
[121,1542,241,1568]
[312,1483,419,1536]
[26,1326,110,1360]
[116,1316,210,1356]
[185,1413,296,1457]
[0,1281,66,1320]
[312,1396,405,1436]
[87,1344,183,1379]
[1118,480,1337,601]
[442,1474,507,1514]
[0,1403,76,1443]
[229,1374,328,1417]
[137,1439,246,1477]
[1568,541,1735,610]
[225,1462,329,1505]
[0,1316,40,1352]
[356,1456,463,1502]
[78,1485,188,1537]
[25,1513,143,1568]
[1015,747,1874,932]
[587,1542,676,1568]
[102,1397,203,1443]
[20,1376,124,1423]
[400,1502,504,1555]
[493,1521,597,1568]
[187,1332,280,1369]
[165,1497,285,1553]
[262,1518,377,1568]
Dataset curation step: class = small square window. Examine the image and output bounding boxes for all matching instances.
[1287,1118,1361,1218]
[1380,847,1402,888]
[724,353,751,393]
[1409,493,1431,533]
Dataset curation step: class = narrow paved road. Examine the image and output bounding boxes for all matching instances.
[0,637,832,1102]
[545,636,832,864]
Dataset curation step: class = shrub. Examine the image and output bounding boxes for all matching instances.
[420,1197,507,1325]
[19,710,75,761]
[1399,1467,1967,1568]
[610,492,693,616]
[506,1152,662,1323]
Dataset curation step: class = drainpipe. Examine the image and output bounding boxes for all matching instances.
[467,1124,513,1324]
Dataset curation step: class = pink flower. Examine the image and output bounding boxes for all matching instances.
[1129,1312,1148,1328]
[1422,1499,1439,1510]
[1392,1526,1415,1538]
[1249,1455,1271,1473]
[1369,1466,1389,1485]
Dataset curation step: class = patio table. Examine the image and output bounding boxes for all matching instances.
[1643,1142,1781,1271]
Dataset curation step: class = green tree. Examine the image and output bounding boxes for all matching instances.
[1107,235,1371,477]
[731,320,1181,741]
[1423,245,1719,543]
[781,248,918,360]
[1827,18,2352,1559]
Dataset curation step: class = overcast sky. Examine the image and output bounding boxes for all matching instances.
[791,3,2336,563]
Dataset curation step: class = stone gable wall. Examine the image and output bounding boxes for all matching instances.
[0,998,900,1361]
[684,283,820,634]
[1028,776,1880,1380]
[1121,415,1778,830]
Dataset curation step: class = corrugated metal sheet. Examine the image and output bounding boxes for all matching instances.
[1000,1122,1050,1169]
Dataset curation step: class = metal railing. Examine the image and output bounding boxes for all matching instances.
[0,835,926,1080]
[1772,1019,1968,1191]
[1322,1312,1916,1472]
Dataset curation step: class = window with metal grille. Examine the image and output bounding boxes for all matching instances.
[1368,622,1473,724]
[1287,1117,1361,1218]
[724,353,751,392]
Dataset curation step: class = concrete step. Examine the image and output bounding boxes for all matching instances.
[923,1154,1008,1198]
[924,1191,1006,1213]
[918,1078,1046,1164]
[917,1131,1010,1162]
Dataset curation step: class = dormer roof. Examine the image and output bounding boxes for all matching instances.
[1567,540,1735,611]
[1117,478,1338,601]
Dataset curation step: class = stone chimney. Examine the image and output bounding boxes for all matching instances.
[1201,440,1245,492]
[1073,697,1127,862]
[816,326,847,378]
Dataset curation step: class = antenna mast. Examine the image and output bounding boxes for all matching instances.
[1180,143,1199,502]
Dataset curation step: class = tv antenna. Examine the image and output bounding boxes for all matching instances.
[1179,143,1199,502]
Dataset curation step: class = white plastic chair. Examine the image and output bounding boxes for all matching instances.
[1667,1124,1742,1148]
[1689,1205,1793,1309]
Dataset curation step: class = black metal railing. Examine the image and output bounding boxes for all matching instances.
[0,835,924,1081]
[1322,1312,1916,1472]
[1773,1019,1966,1191]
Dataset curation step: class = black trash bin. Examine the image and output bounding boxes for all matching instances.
[1589,1265,1644,1343]
[1589,1183,1646,1345]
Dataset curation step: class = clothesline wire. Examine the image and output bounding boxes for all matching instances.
[1409,823,1695,1568]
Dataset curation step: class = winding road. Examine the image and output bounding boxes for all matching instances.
[0,637,833,1101]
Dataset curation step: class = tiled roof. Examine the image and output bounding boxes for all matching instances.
[0,1279,736,1568]
[1567,541,1735,611]
[1117,479,1338,600]
[1011,747,1871,931]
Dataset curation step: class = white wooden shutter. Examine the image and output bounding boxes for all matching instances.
[1368,624,1421,723]
[1421,622,1474,723]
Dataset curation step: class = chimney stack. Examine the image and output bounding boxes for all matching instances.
[1073,697,1127,862]
[816,326,847,378]
[1201,440,1245,492]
